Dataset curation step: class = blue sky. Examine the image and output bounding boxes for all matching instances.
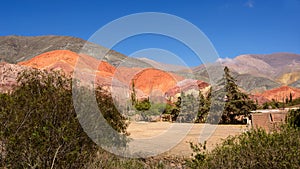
[1,0,299,66]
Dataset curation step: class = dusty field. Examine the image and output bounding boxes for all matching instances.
[127,122,247,157]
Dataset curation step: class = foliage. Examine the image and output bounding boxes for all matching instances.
[147,103,169,115]
[262,99,281,109]
[172,92,199,122]
[95,86,129,137]
[187,141,207,168]
[189,125,300,168]
[211,66,257,124]
[287,96,300,107]
[262,97,300,109]
[287,108,300,128]
[180,93,196,114]
[0,69,128,168]
[130,80,137,105]
[196,88,211,123]
[134,97,151,112]
[163,93,197,122]
[130,80,151,112]
[223,66,257,123]
[86,148,186,169]
[162,103,174,115]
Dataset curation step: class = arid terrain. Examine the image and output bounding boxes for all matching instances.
[128,122,246,157]
[1,35,299,168]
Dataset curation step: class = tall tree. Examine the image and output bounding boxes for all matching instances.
[290,92,293,103]
[196,88,211,123]
[179,93,198,122]
[222,66,256,123]
[131,80,136,105]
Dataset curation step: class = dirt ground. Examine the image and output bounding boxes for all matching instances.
[127,122,247,158]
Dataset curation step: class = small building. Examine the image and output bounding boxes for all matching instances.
[250,109,288,132]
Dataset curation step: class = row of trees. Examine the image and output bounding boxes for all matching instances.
[262,95,300,109]
[130,66,257,124]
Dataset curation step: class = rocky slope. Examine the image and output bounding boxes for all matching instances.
[165,79,210,101]
[131,68,180,97]
[18,50,115,74]
[0,62,26,93]
[260,86,300,102]
[1,35,299,104]
[190,53,300,93]
[221,53,300,78]
[2,49,209,103]
[0,35,151,68]
[219,53,300,85]
[0,50,117,92]
[290,80,300,88]
[18,50,116,85]
[138,57,188,72]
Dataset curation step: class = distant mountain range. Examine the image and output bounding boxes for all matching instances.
[187,53,300,92]
[220,53,300,86]
[0,35,299,104]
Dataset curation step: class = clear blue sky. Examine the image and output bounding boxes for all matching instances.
[1,0,299,66]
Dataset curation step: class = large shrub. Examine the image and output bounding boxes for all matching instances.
[189,126,300,168]
[0,69,128,168]
[287,108,300,128]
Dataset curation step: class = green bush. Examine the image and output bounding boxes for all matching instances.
[189,126,300,169]
[0,69,128,168]
[86,149,187,169]
[287,109,300,128]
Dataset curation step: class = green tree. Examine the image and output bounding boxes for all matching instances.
[130,80,151,112]
[196,88,211,123]
[134,97,151,112]
[222,66,256,123]
[171,96,181,122]
[290,92,293,103]
[133,97,151,121]
[211,67,256,124]
[287,108,300,128]
[176,93,198,122]
[130,80,136,105]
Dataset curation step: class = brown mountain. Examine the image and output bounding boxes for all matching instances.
[220,53,300,85]
[0,35,151,68]
[190,53,300,93]
[138,57,188,72]
[290,80,300,88]
[1,35,299,103]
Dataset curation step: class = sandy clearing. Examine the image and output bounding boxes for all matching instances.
[127,122,247,157]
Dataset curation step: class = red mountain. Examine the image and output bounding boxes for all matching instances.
[260,86,300,102]
[12,50,193,101]
[18,50,115,75]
